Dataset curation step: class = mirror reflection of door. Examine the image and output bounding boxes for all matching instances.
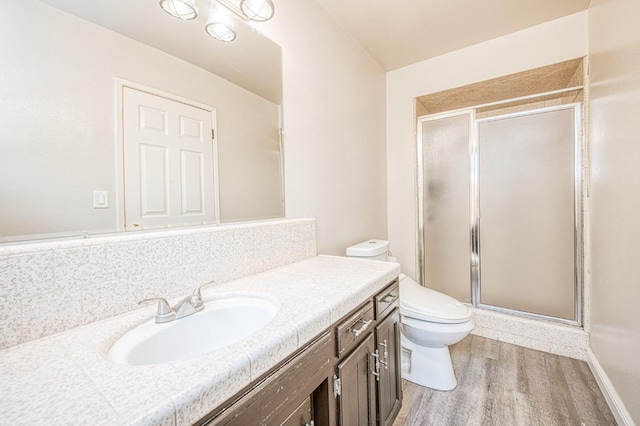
[122,87,219,230]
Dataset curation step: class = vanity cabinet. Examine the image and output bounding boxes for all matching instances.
[334,300,378,426]
[335,332,377,426]
[373,278,402,426]
[374,309,402,426]
[196,279,401,426]
[333,280,401,426]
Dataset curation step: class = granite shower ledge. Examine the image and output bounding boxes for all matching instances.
[0,255,401,426]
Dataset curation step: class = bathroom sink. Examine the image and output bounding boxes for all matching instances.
[108,296,279,366]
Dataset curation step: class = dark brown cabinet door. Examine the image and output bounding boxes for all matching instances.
[336,333,377,426]
[375,309,402,426]
[280,396,312,426]
[200,331,335,426]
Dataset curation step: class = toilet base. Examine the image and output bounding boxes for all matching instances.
[401,335,458,391]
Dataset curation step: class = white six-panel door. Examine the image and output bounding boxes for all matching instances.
[123,87,217,230]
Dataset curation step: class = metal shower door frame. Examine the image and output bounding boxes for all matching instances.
[415,109,476,297]
[416,103,583,326]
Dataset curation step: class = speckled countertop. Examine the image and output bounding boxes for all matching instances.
[0,255,400,425]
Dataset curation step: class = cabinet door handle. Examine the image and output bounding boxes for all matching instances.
[304,421,315,426]
[370,350,381,381]
[351,319,372,337]
[379,339,389,369]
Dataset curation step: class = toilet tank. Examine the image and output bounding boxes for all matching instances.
[346,239,390,261]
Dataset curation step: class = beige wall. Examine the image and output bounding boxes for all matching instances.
[588,0,640,421]
[260,0,388,255]
[386,12,588,279]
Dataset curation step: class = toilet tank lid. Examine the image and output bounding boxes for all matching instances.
[346,239,389,257]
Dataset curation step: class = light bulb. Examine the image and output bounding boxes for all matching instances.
[240,0,274,22]
[159,0,198,20]
[205,4,237,42]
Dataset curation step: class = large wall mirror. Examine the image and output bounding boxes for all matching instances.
[0,0,284,243]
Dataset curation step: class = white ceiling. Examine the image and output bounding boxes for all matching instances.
[316,0,590,71]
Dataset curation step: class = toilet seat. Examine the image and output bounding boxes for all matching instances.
[399,274,471,324]
[401,315,474,334]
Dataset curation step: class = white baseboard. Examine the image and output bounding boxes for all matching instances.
[586,348,636,426]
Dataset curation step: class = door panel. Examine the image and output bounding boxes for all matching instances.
[375,309,402,426]
[123,87,217,229]
[180,150,205,215]
[337,333,376,426]
[478,108,576,319]
[139,144,169,216]
[179,115,203,139]
[139,105,168,133]
[420,113,471,302]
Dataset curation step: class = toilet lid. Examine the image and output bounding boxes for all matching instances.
[399,275,472,324]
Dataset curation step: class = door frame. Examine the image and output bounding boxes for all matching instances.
[114,78,220,231]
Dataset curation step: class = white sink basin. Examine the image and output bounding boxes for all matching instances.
[108,296,279,366]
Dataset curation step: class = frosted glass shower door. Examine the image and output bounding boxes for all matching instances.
[477,107,577,320]
[420,113,471,302]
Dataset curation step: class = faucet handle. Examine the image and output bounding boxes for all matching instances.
[192,280,217,300]
[139,297,174,318]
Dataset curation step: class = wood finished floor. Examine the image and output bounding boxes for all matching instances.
[394,335,616,426]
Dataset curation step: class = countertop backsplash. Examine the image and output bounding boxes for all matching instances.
[0,219,317,349]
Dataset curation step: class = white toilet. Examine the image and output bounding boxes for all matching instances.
[346,239,474,391]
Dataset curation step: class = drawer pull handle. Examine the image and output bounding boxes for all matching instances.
[351,319,372,337]
[382,294,398,304]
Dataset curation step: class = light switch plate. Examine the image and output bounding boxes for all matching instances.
[93,191,109,209]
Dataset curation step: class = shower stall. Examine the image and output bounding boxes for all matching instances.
[417,103,583,325]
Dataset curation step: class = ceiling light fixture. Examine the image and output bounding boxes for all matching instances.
[205,3,236,42]
[217,0,275,22]
[159,0,198,20]
[239,0,275,22]
[159,0,275,42]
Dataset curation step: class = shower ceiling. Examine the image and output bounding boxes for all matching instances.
[316,0,590,71]
[415,58,585,115]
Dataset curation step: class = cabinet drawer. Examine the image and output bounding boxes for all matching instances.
[375,279,399,321]
[336,301,375,357]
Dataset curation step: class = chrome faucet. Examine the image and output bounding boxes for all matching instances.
[139,281,216,323]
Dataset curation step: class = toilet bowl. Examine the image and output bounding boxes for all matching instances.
[346,239,474,391]
[399,273,474,391]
